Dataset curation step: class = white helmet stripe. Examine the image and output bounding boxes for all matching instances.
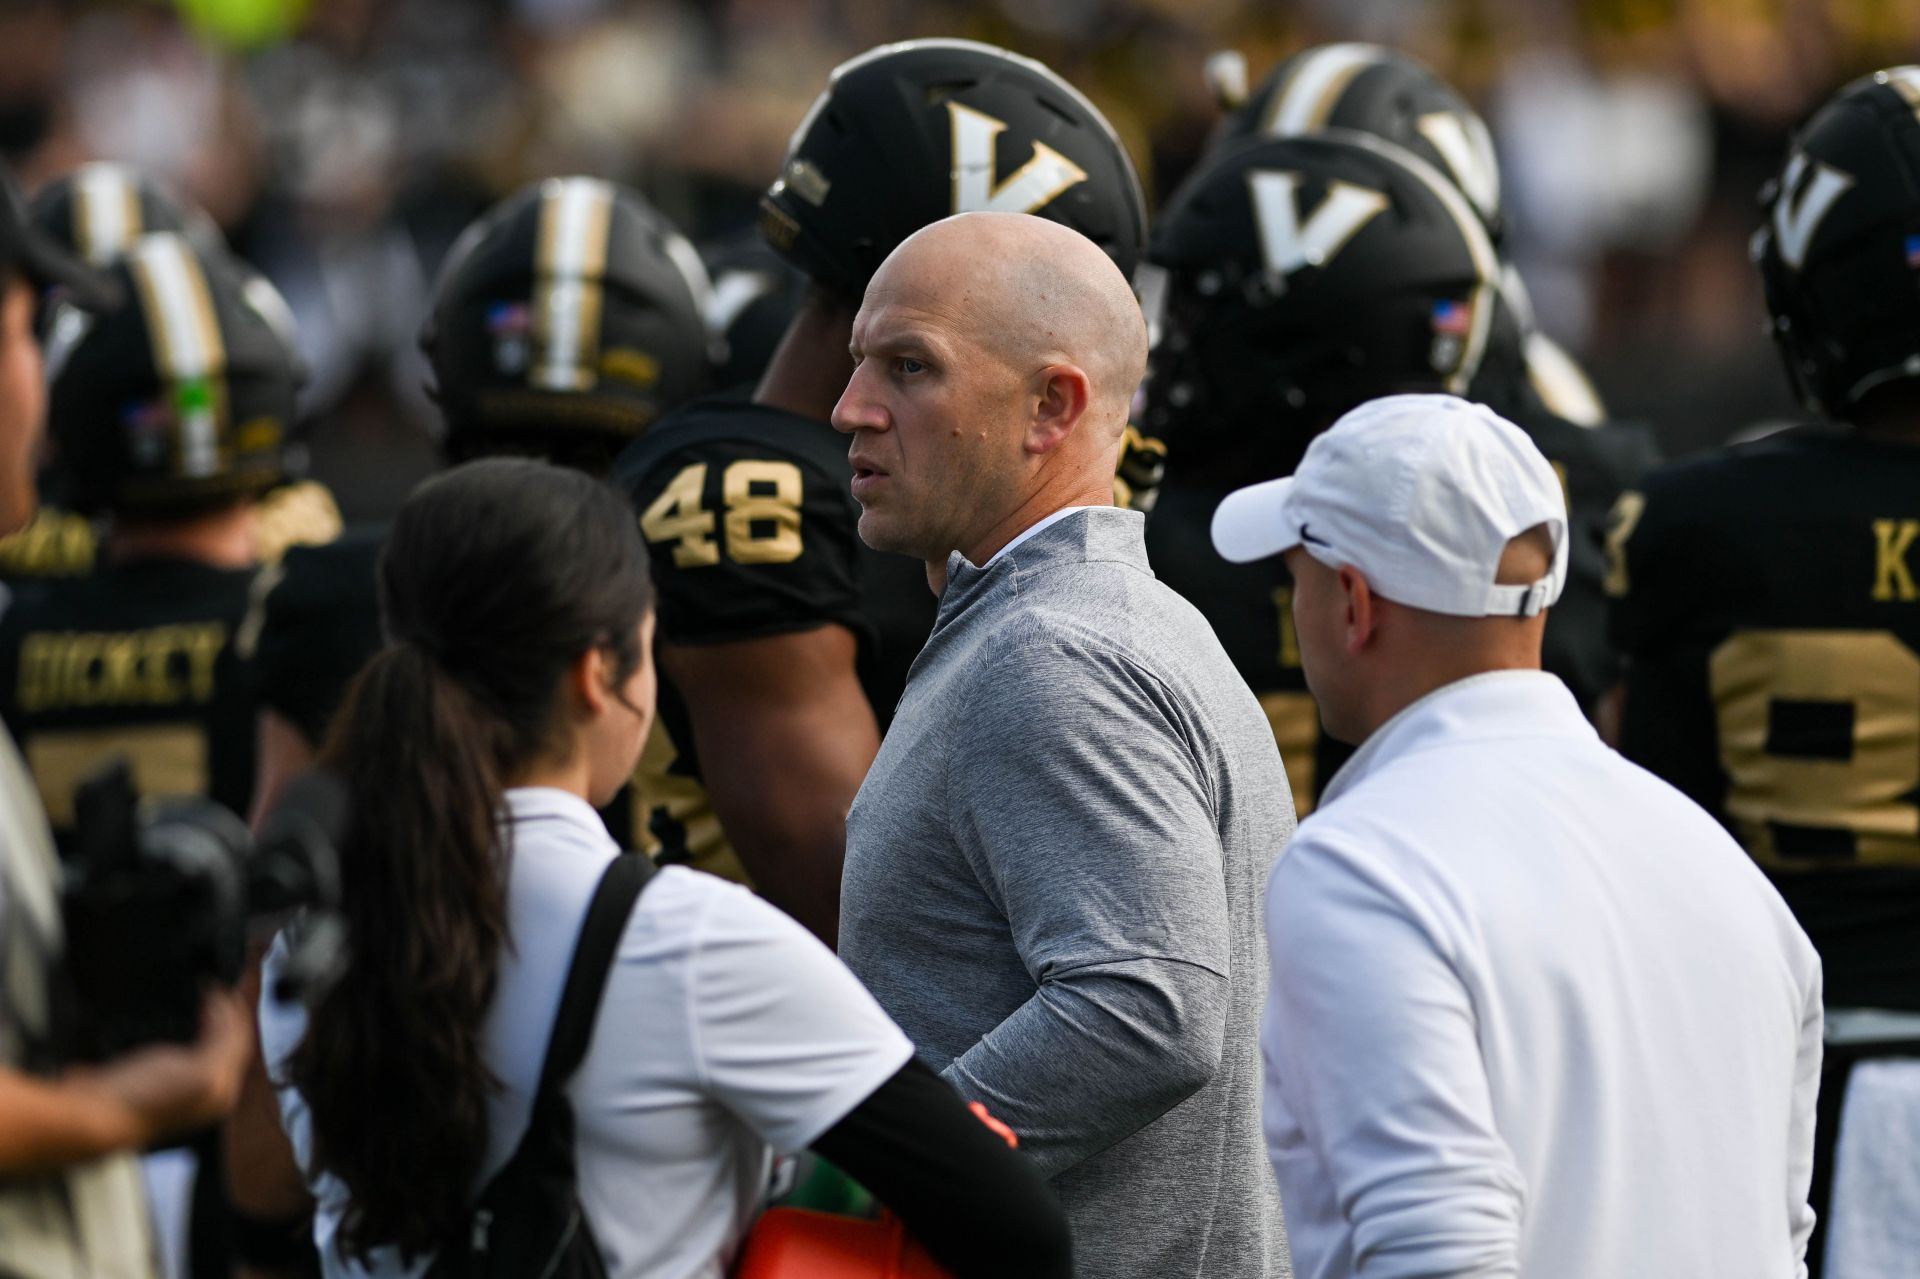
[128,234,227,477]
[74,163,142,266]
[533,177,614,392]
[1263,43,1383,137]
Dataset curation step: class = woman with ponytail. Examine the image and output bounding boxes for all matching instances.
[256,459,1069,1279]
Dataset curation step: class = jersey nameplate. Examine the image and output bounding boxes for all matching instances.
[18,622,227,713]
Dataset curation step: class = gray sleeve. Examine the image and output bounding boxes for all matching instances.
[940,635,1232,1176]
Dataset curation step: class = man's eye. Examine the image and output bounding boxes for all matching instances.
[894,357,927,376]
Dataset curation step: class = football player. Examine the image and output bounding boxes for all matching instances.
[1209,41,1612,427]
[248,177,713,861]
[1609,68,1920,1270]
[612,38,1149,944]
[1143,127,1653,816]
[0,232,300,841]
[0,163,340,583]
[0,230,302,1279]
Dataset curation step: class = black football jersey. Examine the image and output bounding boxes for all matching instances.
[254,524,725,871]
[0,557,264,842]
[614,395,937,717]
[1148,408,1655,813]
[1144,481,1345,818]
[1611,425,1920,1011]
[253,530,386,750]
[612,397,938,881]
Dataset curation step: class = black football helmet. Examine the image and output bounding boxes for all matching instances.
[700,228,808,390]
[1754,66,1920,418]
[760,38,1148,302]
[1143,130,1501,480]
[1214,43,1502,242]
[421,177,713,469]
[30,162,225,267]
[45,233,300,516]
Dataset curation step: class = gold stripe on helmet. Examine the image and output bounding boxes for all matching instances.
[532,177,615,393]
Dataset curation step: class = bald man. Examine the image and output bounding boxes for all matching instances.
[833,212,1294,1278]
[1217,396,1822,1278]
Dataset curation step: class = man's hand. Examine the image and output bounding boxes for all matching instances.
[0,988,254,1173]
[85,987,254,1145]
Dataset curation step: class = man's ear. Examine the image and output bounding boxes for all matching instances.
[1338,565,1376,656]
[1024,363,1092,456]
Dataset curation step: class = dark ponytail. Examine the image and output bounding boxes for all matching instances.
[289,458,652,1263]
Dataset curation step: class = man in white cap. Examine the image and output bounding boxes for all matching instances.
[1215,393,1825,1278]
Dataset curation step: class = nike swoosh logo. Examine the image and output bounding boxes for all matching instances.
[1299,523,1329,547]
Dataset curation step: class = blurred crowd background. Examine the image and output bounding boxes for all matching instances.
[5,0,1918,519]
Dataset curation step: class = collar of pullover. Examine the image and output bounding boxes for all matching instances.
[938,506,1149,626]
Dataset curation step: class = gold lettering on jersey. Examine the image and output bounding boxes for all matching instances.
[722,460,805,565]
[1270,586,1302,670]
[1710,629,1920,869]
[947,102,1090,216]
[1259,690,1319,818]
[1603,491,1646,598]
[18,623,227,714]
[1872,519,1920,601]
[640,460,804,569]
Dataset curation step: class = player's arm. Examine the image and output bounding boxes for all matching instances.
[248,710,315,829]
[619,425,877,945]
[662,627,878,944]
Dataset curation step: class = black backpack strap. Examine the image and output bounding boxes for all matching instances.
[530,853,655,1116]
[431,853,656,1275]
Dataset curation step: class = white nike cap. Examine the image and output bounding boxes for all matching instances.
[1210,394,1568,618]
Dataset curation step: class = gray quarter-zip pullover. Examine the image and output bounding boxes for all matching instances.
[841,506,1295,1279]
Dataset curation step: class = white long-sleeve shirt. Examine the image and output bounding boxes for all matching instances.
[1262,670,1823,1279]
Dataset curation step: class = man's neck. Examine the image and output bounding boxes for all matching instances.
[1352,652,1540,743]
[961,489,1110,568]
[105,504,259,569]
[754,288,856,423]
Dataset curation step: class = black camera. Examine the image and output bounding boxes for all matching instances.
[58,760,347,1061]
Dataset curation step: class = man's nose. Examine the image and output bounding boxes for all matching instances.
[831,363,889,435]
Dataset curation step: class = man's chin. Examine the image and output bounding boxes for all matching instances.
[855,509,924,558]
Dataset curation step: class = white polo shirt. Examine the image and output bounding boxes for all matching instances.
[1262,670,1824,1279]
[261,787,912,1279]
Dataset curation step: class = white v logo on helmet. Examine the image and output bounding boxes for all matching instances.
[1773,150,1854,272]
[1248,171,1390,276]
[948,102,1089,215]
[1415,111,1500,224]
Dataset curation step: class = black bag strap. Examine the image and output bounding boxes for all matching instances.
[529,852,655,1120]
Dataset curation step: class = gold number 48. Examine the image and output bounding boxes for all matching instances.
[640,460,804,568]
